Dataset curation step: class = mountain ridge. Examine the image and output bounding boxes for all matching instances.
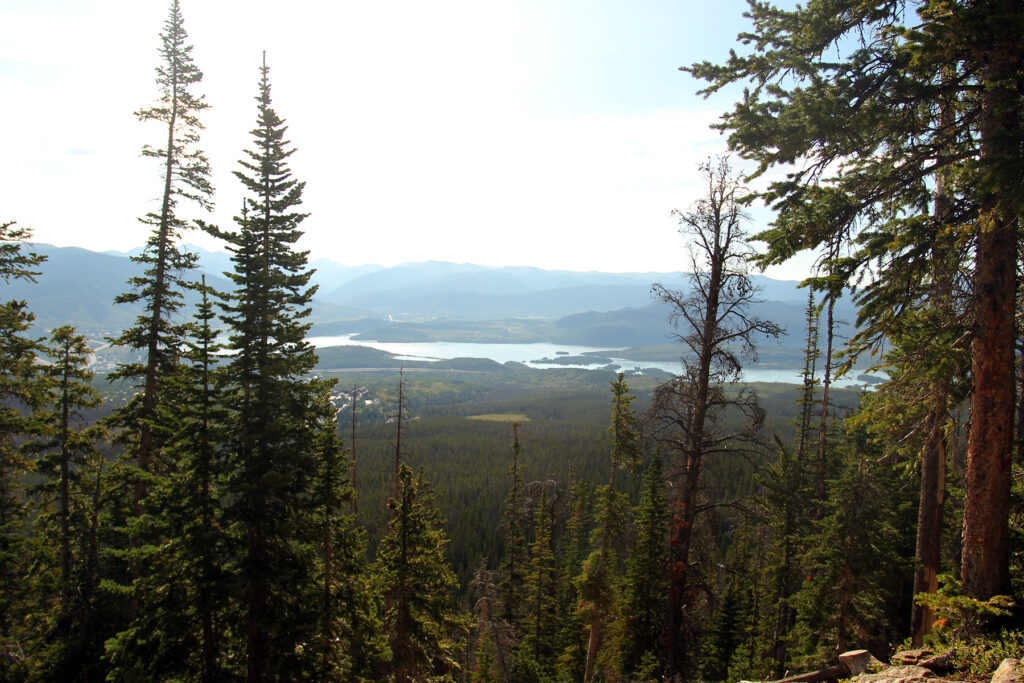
[10,243,840,355]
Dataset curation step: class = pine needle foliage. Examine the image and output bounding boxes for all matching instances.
[217,55,333,679]
[379,464,464,683]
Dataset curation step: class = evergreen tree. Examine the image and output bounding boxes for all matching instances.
[109,0,211,490]
[795,292,820,463]
[580,373,639,681]
[0,222,46,677]
[500,423,527,627]
[688,0,1024,602]
[105,280,236,681]
[787,422,916,666]
[759,293,827,676]
[104,5,213,661]
[379,464,463,683]
[718,518,769,682]
[470,560,514,683]
[616,453,669,680]
[310,388,384,681]
[518,489,560,679]
[391,368,409,505]
[30,326,107,680]
[699,582,746,683]
[218,55,328,679]
[555,469,591,680]
[851,298,968,646]
[756,440,813,676]
[847,146,970,642]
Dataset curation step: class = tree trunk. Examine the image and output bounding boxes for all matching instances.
[962,210,1016,600]
[247,527,267,682]
[351,385,359,526]
[815,263,836,520]
[912,130,955,644]
[912,393,948,645]
[961,0,1021,599]
[59,337,72,616]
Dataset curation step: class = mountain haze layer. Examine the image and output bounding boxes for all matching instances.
[13,244,848,361]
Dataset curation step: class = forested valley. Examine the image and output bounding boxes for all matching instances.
[2,1,1024,681]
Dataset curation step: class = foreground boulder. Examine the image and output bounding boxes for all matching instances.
[891,648,958,674]
[991,659,1022,683]
[850,665,935,683]
[841,650,885,675]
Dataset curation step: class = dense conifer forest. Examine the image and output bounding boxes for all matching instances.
[2,1,1023,681]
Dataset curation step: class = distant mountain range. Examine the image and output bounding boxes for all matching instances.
[7,243,855,355]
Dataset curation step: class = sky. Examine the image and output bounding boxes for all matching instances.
[1,0,812,278]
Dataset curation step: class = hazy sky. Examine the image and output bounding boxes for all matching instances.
[2,0,810,278]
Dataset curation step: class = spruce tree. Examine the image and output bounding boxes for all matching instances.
[688,0,1023,602]
[310,387,384,681]
[851,290,968,646]
[218,54,329,679]
[0,222,47,677]
[500,423,527,626]
[518,489,560,679]
[170,280,233,680]
[31,326,107,680]
[616,453,669,680]
[106,280,235,681]
[104,5,212,655]
[379,464,463,683]
[756,440,813,676]
[470,560,514,683]
[795,292,820,463]
[699,583,746,683]
[787,422,916,666]
[556,470,591,680]
[109,0,211,489]
[580,373,639,681]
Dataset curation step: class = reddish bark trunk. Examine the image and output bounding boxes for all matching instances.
[962,211,1016,600]
[961,0,1021,600]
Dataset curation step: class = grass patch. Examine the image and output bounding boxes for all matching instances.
[467,413,529,423]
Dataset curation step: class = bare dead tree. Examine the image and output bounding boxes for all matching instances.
[648,157,781,677]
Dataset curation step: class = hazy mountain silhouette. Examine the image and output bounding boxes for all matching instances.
[12,244,847,354]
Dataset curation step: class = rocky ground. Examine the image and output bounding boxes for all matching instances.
[744,648,1022,683]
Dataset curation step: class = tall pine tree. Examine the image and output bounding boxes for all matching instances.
[109,0,211,491]
[105,280,235,681]
[218,54,330,680]
[30,327,107,680]
[689,0,1024,602]
[0,222,47,678]
[580,373,639,681]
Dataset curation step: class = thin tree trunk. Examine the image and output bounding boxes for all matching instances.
[247,526,267,682]
[912,393,948,645]
[138,57,179,492]
[323,501,333,677]
[911,122,955,645]
[668,187,722,677]
[393,370,404,506]
[58,335,72,616]
[584,411,623,682]
[351,384,359,526]
[815,274,836,519]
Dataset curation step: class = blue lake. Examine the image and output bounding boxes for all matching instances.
[308,334,872,387]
